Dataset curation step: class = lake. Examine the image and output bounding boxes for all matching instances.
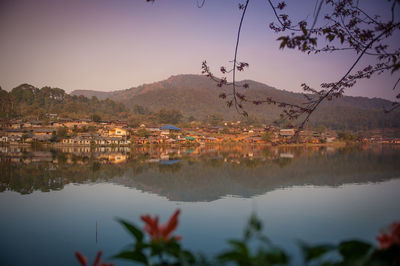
[0,144,399,265]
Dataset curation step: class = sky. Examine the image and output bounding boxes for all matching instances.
[0,0,399,101]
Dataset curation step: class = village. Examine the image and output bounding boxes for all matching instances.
[0,116,398,146]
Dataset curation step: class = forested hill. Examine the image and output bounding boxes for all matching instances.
[71,74,399,130]
[0,84,128,120]
[1,75,399,130]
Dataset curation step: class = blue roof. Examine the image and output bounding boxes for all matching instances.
[160,125,181,131]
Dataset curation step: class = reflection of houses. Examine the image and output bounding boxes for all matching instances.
[62,137,90,145]
[61,136,130,146]
[94,137,130,146]
[280,152,294,159]
[108,153,127,164]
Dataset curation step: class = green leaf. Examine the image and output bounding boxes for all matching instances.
[248,213,262,232]
[228,240,249,255]
[263,249,289,265]
[310,38,317,45]
[301,25,308,36]
[299,242,334,262]
[327,34,335,42]
[368,244,400,265]
[217,250,243,262]
[338,240,372,264]
[113,250,148,265]
[338,33,344,44]
[117,219,144,242]
[391,63,400,74]
[277,36,289,49]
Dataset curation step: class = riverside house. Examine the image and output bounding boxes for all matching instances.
[108,127,127,138]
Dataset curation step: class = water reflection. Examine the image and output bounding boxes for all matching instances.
[1,145,399,201]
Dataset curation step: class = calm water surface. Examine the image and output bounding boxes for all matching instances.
[0,144,399,265]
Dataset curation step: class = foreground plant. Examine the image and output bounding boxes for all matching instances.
[114,209,195,265]
[76,210,400,265]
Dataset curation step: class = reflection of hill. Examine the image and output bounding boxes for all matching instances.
[1,146,399,200]
[112,146,400,201]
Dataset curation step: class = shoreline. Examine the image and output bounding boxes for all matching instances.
[1,141,393,149]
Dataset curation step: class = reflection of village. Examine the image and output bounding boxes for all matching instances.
[2,144,399,200]
[2,118,399,146]
[0,144,337,166]
[3,138,399,166]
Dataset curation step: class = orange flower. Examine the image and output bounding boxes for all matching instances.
[377,221,400,249]
[75,250,114,266]
[141,209,182,242]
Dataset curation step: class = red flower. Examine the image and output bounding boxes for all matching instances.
[377,222,400,249]
[141,209,182,242]
[75,250,114,266]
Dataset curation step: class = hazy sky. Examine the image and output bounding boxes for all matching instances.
[0,0,399,100]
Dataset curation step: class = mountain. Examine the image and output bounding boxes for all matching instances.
[71,74,399,130]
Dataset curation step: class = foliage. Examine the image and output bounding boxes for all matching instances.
[169,133,176,139]
[95,211,400,266]
[0,84,128,120]
[205,114,224,126]
[2,77,399,131]
[92,114,102,122]
[261,132,272,142]
[156,109,183,124]
[199,0,400,130]
[56,126,69,139]
[128,115,143,128]
[133,104,151,115]
[338,131,356,141]
[113,210,195,266]
[136,128,151,138]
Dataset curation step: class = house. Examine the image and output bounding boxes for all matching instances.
[108,127,127,138]
[10,121,22,129]
[32,128,53,136]
[5,129,25,138]
[30,121,43,128]
[279,129,296,137]
[32,134,52,142]
[111,120,128,127]
[49,121,64,128]
[62,138,75,145]
[160,125,182,131]
[22,122,32,128]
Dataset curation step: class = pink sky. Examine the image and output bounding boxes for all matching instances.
[0,0,399,101]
